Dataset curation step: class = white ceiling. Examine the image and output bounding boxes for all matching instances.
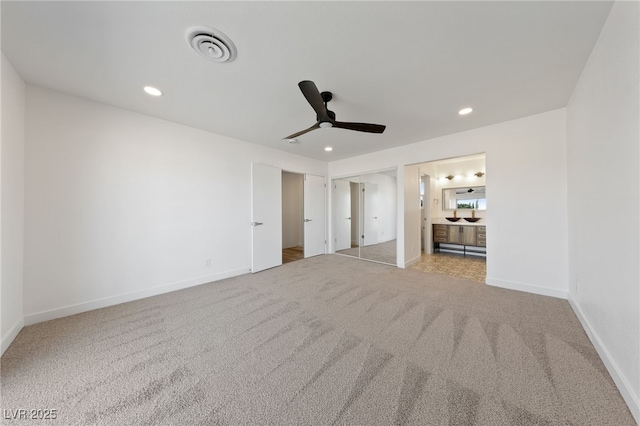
[1,1,613,161]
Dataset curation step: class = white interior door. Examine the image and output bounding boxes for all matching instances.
[251,163,282,272]
[333,180,351,251]
[363,182,379,246]
[303,174,326,258]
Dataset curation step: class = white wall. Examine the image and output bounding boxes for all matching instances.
[419,163,437,254]
[566,1,639,420]
[282,172,303,248]
[1,54,26,354]
[403,164,421,267]
[330,108,569,298]
[23,86,327,324]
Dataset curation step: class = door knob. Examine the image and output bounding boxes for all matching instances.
[251,222,263,226]
[304,219,312,222]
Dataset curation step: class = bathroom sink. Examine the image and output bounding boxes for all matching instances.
[464,218,480,222]
[446,217,461,222]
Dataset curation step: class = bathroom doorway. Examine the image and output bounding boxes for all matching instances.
[411,154,487,282]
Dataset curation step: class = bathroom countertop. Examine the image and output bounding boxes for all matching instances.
[432,218,485,226]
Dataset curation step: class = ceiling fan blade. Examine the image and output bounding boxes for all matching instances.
[298,80,331,122]
[333,121,386,134]
[284,122,320,140]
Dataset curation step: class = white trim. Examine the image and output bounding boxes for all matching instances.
[401,254,421,269]
[485,277,568,299]
[1,317,25,355]
[568,296,640,424]
[333,253,397,267]
[24,268,249,326]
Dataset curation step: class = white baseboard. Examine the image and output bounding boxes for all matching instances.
[401,255,422,269]
[485,277,568,299]
[24,267,250,326]
[568,296,640,423]
[1,316,25,355]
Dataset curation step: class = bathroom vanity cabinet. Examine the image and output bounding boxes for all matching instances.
[477,226,486,247]
[433,224,486,257]
[447,225,476,245]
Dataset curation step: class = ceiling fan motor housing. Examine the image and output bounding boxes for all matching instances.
[324,110,336,121]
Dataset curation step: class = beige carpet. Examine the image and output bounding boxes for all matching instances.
[1,255,634,425]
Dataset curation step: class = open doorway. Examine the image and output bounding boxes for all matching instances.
[282,171,304,264]
[281,171,326,264]
[410,154,487,282]
[251,164,326,273]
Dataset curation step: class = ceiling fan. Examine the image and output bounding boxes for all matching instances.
[284,80,386,140]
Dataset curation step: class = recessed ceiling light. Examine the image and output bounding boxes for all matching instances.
[289,139,299,144]
[458,107,473,115]
[143,86,163,96]
[324,146,333,152]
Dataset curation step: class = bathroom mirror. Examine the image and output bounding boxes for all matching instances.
[442,186,486,210]
[332,169,397,265]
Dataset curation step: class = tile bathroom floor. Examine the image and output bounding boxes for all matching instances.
[410,252,486,283]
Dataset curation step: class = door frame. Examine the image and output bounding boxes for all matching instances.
[421,173,433,254]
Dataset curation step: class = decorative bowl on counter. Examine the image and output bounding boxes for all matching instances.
[464,218,481,222]
[446,217,461,222]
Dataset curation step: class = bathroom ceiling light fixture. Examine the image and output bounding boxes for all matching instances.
[458,107,473,115]
[324,146,333,152]
[445,175,455,180]
[143,86,163,96]
[474,171,485,177]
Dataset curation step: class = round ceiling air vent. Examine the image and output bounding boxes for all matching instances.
[186,26,237,63]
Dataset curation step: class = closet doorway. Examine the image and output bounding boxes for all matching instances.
[282,171,304,263]
[281,171,325,264]
[251,164,326,273]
